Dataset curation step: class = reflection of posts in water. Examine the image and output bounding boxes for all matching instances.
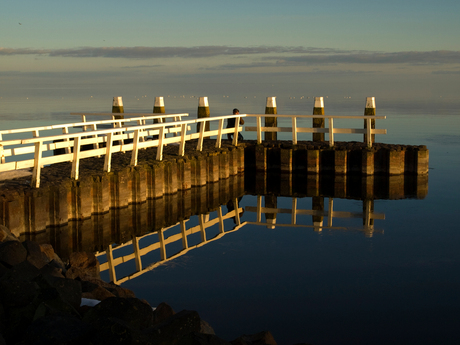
[226,197,243,225]
[265,194,277,229]
[363,199,375,237]
[312,196,324,232]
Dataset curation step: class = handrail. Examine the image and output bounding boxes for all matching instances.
[244,113,386,147]
[0,114,246,188]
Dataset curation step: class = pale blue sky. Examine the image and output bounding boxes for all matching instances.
[1,0,460,100]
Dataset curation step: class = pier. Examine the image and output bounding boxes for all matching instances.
[0,96,429,242]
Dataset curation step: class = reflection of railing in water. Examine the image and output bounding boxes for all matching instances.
[97,193,388,284]
[97,199,245,284]
[245,196,383,237]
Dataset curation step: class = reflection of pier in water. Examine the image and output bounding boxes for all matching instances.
[245,196,383,236]
[98,174,425,284]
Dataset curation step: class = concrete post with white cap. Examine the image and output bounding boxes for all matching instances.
[265,97,277,141]
[364,97,376,144]
[312,97,325,142]
[197,97,210,133]
[112,96,124,120]
[153,97,165,123]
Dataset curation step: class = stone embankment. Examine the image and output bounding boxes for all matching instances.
[0,225,310,345]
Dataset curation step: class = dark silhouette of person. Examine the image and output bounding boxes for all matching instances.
[227,108,244,141]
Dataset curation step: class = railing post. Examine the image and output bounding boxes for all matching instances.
[265,97,277,141]
[216,119,224,148]
[313,97,325,142]
[31,141,43,188]
[256,117,262,144]
[104,132,113,172]
[328,118,334,147]
[232,117,240,146]
[197,97,210,132]
[197,120,205,151]
[364,97,376,144]
[292,117,298,144]
[71,136,81,180]
[156,126,165,160]
[179,123,187,156]
[130,129,140,166]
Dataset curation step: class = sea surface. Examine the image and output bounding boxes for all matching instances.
[1,87,459,345]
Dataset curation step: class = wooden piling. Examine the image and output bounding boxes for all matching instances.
[197,97,210,132]
[313,97,325,142]
[265,97,277,141]
[364,97,376,144]
[112,96,124,120]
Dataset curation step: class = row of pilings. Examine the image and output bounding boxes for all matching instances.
[245,141,429,175]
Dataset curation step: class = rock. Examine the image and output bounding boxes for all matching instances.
[40,244,66,272]
[0,225,19,243]
[23,240,50,269]
[0,261,40,307]
[153,302,176,325]
[176,332,231,345]
[39,261,65,278]
[35,274,82,310]
[22,313,92,345]
[80,278,136,300]
[83,297,154,331]
[82,285,115,301]
[66,251,100,280]
[200,320,216,335]
[231,331,277,345]
[0,241,27,267]
[144,310,202,345]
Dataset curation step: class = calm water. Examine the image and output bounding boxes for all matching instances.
[1,89,460,344]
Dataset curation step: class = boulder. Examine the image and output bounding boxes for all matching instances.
[231,331,277,345]
[83,297,154,331]
[0,241,27,267]
[0,225,19,243]
[153,302,176,325]
[23,240,50,269]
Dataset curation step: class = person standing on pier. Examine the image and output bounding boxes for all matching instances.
[227,108,244,141]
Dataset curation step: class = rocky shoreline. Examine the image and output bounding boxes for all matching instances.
[0,225,310,345]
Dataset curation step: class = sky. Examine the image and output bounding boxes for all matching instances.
[1,0,460,101]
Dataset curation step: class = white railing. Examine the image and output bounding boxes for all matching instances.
[0,113,245,188]
[97,199,244,284]
[245,114,386,147]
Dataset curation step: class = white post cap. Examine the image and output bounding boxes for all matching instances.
[112,96,123,107]
[365,97,376,108]
[266,97,277,108]
[154,97,164,107]
[198,97,209,107]
[314,97,324,108]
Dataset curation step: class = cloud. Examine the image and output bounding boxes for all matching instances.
[432,70,460,74]
[264,50,460,65]
[1,46,459,66]
[0,46,369,59]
